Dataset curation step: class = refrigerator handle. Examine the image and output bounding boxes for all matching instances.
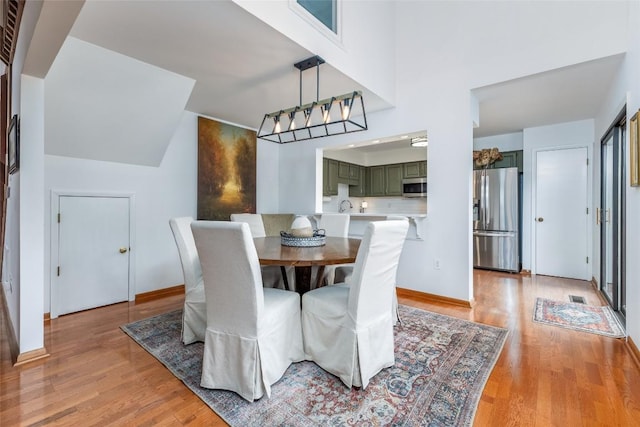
[479,171,485,226]
[484,169,490,228]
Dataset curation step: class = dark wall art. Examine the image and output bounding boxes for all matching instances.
[197,116,256,220]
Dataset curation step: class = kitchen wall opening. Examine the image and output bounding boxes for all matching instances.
[321,135,428,216]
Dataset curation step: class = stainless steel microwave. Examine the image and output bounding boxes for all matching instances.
[402,177,427,198]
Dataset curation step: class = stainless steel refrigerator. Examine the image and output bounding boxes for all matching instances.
[473,167,520,272]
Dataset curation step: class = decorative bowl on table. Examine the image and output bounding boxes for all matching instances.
[280,229,326,247]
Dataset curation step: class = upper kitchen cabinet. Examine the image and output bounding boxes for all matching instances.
[338,162,350,181]
[494,151,523,172]
[323,158,339,196]
[323,137,428,198]
[366,163,404,197]
[385,164,404,196]
[349,165,367,197]
[473,150,523,173]
[348,164,360,185]
[368,165,386,196]
[403,161,427,178]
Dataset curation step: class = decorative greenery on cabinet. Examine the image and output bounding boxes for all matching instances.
[473,150,523,173]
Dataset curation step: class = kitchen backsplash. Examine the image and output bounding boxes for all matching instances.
[323,184,427,215]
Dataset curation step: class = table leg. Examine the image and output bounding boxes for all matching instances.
[279,266,290,291]
[294,266,313,294]
[314,265,325,290]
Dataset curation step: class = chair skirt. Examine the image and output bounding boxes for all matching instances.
[302,285,395,389]
[200,288,304,401]
[182,285,206,345]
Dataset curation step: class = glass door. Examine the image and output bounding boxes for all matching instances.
[600,112,625,318]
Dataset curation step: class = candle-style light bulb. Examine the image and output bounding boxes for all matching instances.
[322,103,331,123]
[288,112,296,131]
[341,99,351,120]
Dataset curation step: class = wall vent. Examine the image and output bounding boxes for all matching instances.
[569,295,586,304]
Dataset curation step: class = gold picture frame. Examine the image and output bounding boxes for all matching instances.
[631,111,640,187]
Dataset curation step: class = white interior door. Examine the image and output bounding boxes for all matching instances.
[55,195,130,316]
[535,147,589,280]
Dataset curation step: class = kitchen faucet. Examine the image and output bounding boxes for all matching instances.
[339,199,353,213]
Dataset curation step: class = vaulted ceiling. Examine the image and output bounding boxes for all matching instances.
[21,0,628,161]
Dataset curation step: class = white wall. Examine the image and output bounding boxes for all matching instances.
[43,112,198,312]
[269,1,627,302]
[256,139,280,213]
[19,76,45,352]
[522,120,594,273]
[10,0,638,354]
[325,145,428,166]
[45,37,195,167]
[2,1,45,354]
[623,0,640,352]
[593,0,640,349]
[234,0,396,105]
[473,132,523,151]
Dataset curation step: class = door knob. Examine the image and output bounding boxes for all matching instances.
[119,247,128,254]
[536,217,544,222]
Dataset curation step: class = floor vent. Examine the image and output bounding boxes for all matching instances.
[569,295,586,304]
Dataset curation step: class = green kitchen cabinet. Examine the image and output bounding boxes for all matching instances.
[323,158,339,196]
[492,151,522,172]
[385,164,404,196]
[473,150,522,173]
[338,162,350,181]
[404,161,427,178]
[349,166,367,197]
[368,165,386,196]
[348,163,360,185]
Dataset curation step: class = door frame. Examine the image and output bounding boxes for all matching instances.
[50,190,136,318]
[599,107,626,315]
[530,144,592,278]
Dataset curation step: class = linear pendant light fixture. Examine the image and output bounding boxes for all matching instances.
[257,55,367,143]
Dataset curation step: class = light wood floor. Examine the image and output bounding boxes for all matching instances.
[1,270,639,426]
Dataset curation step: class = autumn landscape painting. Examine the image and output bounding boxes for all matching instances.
[197,116,256,220]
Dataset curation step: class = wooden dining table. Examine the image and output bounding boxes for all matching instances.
[253,236,361,294]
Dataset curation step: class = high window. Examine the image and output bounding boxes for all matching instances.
[297,0,337,34]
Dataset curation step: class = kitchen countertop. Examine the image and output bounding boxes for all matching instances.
[314,212,426,240]
[316,212,426,219]
[346,212,426,218]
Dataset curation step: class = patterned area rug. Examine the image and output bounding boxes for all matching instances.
[121,305,508,426]
[533,298,625,338]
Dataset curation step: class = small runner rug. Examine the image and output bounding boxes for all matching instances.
[533,298,625,338]
[121,305,508,426]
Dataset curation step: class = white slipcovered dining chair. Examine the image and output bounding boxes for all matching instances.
[191,221,305,402]
[169,217,206,345]
[229,213,266,237]
[301,220,409,389]
[318,213,350,286]
[330,215,408,324]
[230,213,294,290]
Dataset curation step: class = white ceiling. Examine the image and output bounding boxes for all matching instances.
[345,52,623,152]
[23,1,627,156]
[67,0,391,131]
[472,54,624,138]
